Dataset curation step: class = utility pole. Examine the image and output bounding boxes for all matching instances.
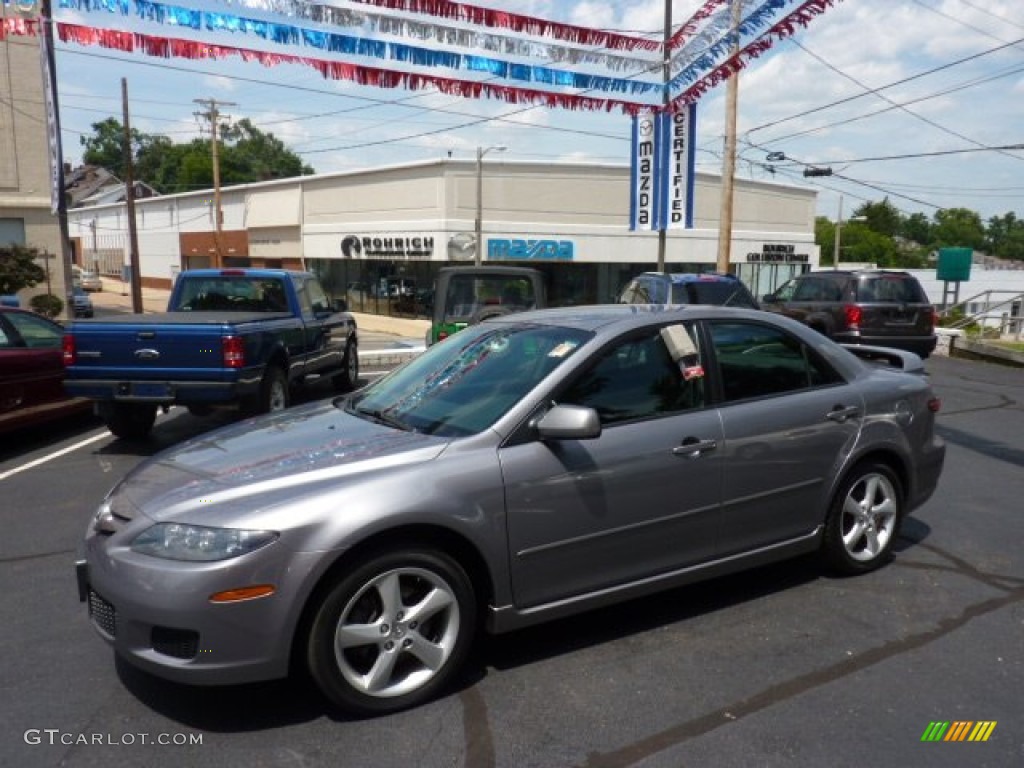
[122,79,143,313]
[715,0,743,274]
[193,98,236,268]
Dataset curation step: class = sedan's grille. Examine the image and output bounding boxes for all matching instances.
[151,627,199,660]
[88,589,117,637]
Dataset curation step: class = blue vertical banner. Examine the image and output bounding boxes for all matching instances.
[630,104,695,231]
[629,109,661,231]
[664,102,697,230]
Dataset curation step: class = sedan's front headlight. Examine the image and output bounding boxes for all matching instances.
[131,523,278,561]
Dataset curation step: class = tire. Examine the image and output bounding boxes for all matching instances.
[186,404,214,417]
[306,548,476,716]
[102,402,157,440]
[333,339,359,393]
[246,365,289,416]
[822,461,903,575]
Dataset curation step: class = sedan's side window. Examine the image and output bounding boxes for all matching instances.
[559,325,705,425]
[710,322,843,402]
[4,312,61,348]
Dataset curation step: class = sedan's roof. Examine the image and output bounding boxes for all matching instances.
[488,303,766,333]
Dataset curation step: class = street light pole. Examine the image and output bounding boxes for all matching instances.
[833,194,844,270]
[474,145,507,266]
[834,194,866,269]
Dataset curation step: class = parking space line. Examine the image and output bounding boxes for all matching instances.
[0,431,111,482]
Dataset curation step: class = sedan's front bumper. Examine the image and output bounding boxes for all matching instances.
[78,530,329,686]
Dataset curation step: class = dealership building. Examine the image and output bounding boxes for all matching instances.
[66,158,820,308]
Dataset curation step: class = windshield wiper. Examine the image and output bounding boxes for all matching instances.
[351,404,411,431]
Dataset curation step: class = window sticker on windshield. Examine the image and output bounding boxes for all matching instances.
[548,341,580,358]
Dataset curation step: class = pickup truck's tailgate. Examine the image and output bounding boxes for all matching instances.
[67,319,242,380]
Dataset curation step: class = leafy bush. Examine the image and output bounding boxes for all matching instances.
[30,293,63,318]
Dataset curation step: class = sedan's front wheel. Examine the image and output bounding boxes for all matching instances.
[823,461,903,574]
[307,549,476,716]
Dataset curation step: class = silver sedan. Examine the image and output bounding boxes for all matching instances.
[77,305,945,715]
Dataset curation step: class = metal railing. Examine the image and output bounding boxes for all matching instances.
[938,290,1024,339]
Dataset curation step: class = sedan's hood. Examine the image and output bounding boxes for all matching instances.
[115,399,448,519]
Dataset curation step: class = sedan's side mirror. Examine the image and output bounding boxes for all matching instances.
[762,293,776,303]
[534,404,601,440]
[332,298,349,313]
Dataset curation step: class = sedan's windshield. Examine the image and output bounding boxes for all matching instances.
[349,324,591,437]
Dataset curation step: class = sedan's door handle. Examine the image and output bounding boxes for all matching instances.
[826,405,860,423]
[673,438,718,458]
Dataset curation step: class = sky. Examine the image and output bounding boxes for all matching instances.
[45,0,1024,224]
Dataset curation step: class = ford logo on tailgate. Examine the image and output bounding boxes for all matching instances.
[134,348,161,360]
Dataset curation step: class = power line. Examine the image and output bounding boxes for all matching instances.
[745,35,1024,136]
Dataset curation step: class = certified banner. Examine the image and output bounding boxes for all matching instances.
[39,29,63,215]
[629,109,661,231]
[662,102,696,230]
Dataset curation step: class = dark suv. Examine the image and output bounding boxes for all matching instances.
[618,272,759,308]
[761,270,936,358]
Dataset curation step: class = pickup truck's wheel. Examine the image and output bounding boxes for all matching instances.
[102,403,157,440]
[257,366,289,414]
[333,340,359,392]
[306,548,476,716]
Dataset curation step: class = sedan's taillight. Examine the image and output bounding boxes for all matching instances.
[222,335,245,368]
[62,334,76,365]
[928,397,941,413]
[844,304,863,329]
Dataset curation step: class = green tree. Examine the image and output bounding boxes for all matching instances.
[854,198,901,237]
[986,212,1024,261]
[898,212,933,246]
[839,223,900,267]
[933,207,986,250]
[0,244,46,294]
[815,216,836,265]
[79,117,314,194]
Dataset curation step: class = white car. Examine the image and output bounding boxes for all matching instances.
[78,270,103,292]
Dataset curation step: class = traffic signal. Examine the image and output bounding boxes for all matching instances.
[803,167,833,177]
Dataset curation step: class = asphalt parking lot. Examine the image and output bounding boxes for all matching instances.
[1,354,1021,767]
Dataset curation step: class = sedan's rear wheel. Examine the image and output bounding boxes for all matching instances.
[307,549,475,716]
[823,462,903,574]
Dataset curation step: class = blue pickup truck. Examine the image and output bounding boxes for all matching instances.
[62,268,358,439]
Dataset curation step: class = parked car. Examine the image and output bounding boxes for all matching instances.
[79,270,103,292]
[760,269,937,358]
[71,287,94,318]
[77,305,945,716]
[618,271,760,309]
[63,269,359,439]
[0,307,92,435]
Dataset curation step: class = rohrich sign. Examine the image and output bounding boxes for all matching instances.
[340,234,435,260]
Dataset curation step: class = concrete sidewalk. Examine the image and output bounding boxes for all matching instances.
[90,278,430,340]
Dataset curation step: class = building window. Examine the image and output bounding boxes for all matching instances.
[0,218,27,246]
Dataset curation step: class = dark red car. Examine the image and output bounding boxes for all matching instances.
[0,307,92,435]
